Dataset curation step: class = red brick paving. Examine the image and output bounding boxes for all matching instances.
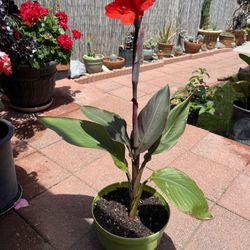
[0,50,249,250]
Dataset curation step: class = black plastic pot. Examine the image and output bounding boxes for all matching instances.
[1,61,57,111]
[187,109,200,126]
[0,119,22,215]
[119,47,133,67]
[228,100,250,146]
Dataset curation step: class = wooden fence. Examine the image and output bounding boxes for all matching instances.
[16,0,238,58]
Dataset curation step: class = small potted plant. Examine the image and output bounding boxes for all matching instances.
[171,68,217,125]
[184,35,203,54]
[119,31,135,67]
[228,53,250,145]
[219,31,235,48]
[40,1,211,250]
[83,36,104,74]
[0,51,22,215]
[0,0,81,112]
[158,21,176,57]
[143,37,156,61]
[103,54,125,70]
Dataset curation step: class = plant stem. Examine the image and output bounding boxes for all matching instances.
[129,18,143,219]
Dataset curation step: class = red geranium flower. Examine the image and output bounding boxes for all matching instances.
[20,1,48,26]
[72,29,82,39]
[0,52,12,76]
[55,11,68,31]
[105,0,155,25]
[56,34,73,50]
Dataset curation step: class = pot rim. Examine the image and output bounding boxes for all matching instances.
[198,29,222,34]
[83,54,104,60]
[12,61,57,70]
[92,181,170,242]
[233,100,250,113]
[0,119,14,145]
[103,57,125,62]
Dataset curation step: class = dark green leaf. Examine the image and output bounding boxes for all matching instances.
[152,97,190,155]
[135,86,170,156]
[81,106,131,151]
[150,168,212,220]
[239,53,250,66]
[39,117,127,172]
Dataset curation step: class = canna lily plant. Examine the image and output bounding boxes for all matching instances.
[40,0,211,221]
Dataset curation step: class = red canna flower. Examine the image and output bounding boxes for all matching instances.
[72,29,82,39]
[105,0,155,25]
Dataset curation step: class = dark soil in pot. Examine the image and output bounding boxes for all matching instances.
[93,188,169,238]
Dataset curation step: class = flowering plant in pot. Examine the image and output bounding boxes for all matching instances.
[0,51,22,215]
[83,36,104,74]
[171,68,217,125]
[40,1,211,249]
[0,0,81,111]
[143,37,156,61]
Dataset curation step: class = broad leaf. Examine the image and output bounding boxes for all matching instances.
[150,168,212,220]
[39,117,127,172]
[135,86,170,156]
[81,106,131,151]
[239,53,250,66]
[152,97,190,155]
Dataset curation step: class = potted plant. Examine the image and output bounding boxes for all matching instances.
[40,1,211,249]
[171,68,217,125]
[0,0,81,112]
[158,22,176,57]
[228,53,250,146]
[173,46,184,56]
[0,51,22,215]
[83,36,104,74]
[219,31,235,48]
[103,54,125,70]
[143,37,156,61]
[183,36,203,54]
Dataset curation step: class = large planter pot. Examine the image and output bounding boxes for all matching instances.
[0,119,22,215]
[228,100,250,146]
[92,182,170,250]
[1,61,57,112]
[103,57,125,70]
[83,54,104,74]
[119,47,133,67]
[143,49,154,61]
[157,43,173,57]
[234,30,245,46]
[219,35,235,48]
[187,109,200,126]
[198,29,222,50]
[184,41,202,54]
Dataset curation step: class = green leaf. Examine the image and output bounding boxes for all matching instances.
[135,86,170,156]
[81,106,131,151]
[39,117,128,172]
[152,97,190,155]
[239,53,250,66]
[150,168,212,220]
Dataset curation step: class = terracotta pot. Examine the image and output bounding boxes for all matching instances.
[198,29,222,50]
[56,64,69,72]
[157,43,173,57]
[219,35,235,48]
[184,41,202,54]
[103,57,125,70]
[234,30,245,46]
[157,51,165,59]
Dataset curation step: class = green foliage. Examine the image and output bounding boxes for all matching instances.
[143,37,157,49]
[171,68,217,116]
[159,22,176,44]
[150,168,212,220]
[200,0,212,29]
